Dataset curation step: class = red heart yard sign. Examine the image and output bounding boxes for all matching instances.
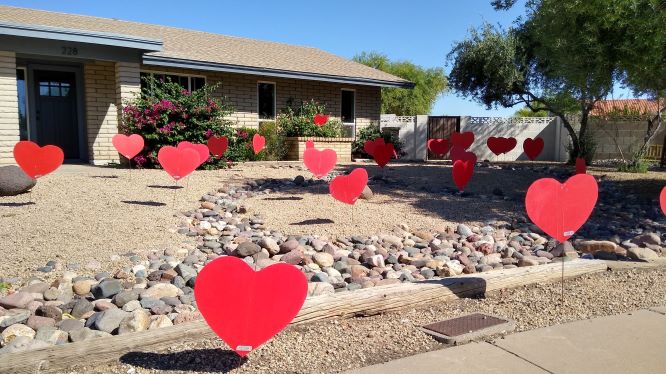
[313,114,329,126]
[329,168,368,205]
[525,174,598,243]
[575,157,586,175]
[450,131,474,150]
[177,141,209,166]
[157,146,200,181]
[523,137,544,160]
[252,134,266,154]
[660,186,666,216]
[303,147,337,179]
[305,140,315,149]
[452,160,474,191]
[112,134,144,159]
[363,138,385,157]
[207,136,229,158]
[195,256,307,357]
[487,137,517,155]
[427,139,450,156]
[13,141,64,179]
[373,143,394,168]
[449,146,477,164]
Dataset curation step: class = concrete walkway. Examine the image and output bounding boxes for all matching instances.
[344,308,666,374]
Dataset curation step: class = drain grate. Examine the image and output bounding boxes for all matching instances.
[421,313,514,344]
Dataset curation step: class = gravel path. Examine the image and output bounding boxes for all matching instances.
[70,264,666,374]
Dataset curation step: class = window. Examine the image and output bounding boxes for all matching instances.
[39,81,71,97]
[140,72,206,94]
[258,82,276,120]
[341,89,355,123]
[16,69,29,140]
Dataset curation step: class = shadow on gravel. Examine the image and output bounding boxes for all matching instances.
[120,349,247,372]
[0,202,36,207]
[421,276,488,299]
[263,196,303,201]
[290,218,335,225]
[122,200,167,207]
[147,185,184,190]
[90,175,119,179]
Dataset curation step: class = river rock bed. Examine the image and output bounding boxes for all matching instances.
[1,170,664,354]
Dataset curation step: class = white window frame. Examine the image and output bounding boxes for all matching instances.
[16,67,30,140]
[257,81,277,122]
[140,69,207,91]
[341,88,356,137]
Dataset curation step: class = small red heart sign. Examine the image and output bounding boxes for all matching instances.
[313,114,329,126]
[304,147,337,179]
[523,137,544,160]
[575,157,586,175]
[305,140,315,149]
[330,168,368,205]
[427,139,450,156]
[373,143,394,168]
[112,134,144,159]
[452,160,474,191]
[158,146,200,181]
[13,141,64,178]
[363,138,385,157]
[450,131,474,150]
[253,134,266,154]
[195,256,307,357]
[449,146,477,164]
[660,186,666,216]
[177,141,209,166]
[207,136,229,158]
[487,137,517,155]
[525,174,598,243]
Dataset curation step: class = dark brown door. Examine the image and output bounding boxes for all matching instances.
[33,70,79,159]
[427,116,460,160]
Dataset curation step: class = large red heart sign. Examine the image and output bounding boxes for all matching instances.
[329,168,368,205]
[13,141,64,179]
[112,134,144,159]
[253,134,266,154]
[157,146,200,181]
[451,131,474,150]
[304,147,337,179]
[487,137,517,155]
[195,256,307,357]
[373,143,394,168]
[427,139,450,156]
[363,138,385,157]
[449,146,477,164]
[525,174,598,243]
[523,137,544,160]
[177,141,209,166]
[207,136,229,158]
[660,186,666,216]
[452,160,474,191]
[313,114,329,126]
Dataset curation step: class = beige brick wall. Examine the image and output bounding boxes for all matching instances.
[85,61,120,165]
[0,51,19,165]
[284,137,354,162]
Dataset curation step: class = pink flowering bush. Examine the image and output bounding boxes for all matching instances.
[120,75,234,168]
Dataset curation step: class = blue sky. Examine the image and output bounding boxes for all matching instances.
[4,0,635,116]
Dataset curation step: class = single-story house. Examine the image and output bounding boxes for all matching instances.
[0,6,412,165]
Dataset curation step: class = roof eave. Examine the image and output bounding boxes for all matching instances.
[0,21,163,51]
[143,55,414,88]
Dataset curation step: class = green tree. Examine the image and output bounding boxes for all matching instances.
[353,52,448,115]
[448,0,621,162]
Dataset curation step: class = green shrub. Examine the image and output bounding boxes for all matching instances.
[617,155,651,173]
[352,123,405,158]
[277,99,343,138]
[259,121,288,161]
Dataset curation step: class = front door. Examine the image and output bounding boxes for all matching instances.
[33,70,79,159]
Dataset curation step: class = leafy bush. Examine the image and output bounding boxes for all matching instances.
[259,121,288,161]
[225,127,262,162]
[277,99,343,138]
[121,75,234,168]
[352,123,405,158]
[617,153,651,173]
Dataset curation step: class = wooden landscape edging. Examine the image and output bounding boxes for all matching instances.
[0,259,609,373]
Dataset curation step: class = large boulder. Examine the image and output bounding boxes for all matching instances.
[0,165,36,196]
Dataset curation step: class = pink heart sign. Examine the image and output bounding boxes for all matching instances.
[303,147,337,179]
[329,168,368,205]
[13,141,64,179]
[157,146,200,181]
[253,134,266,154]
[112,134,144,159]
[177,141,209,167]
[195,256,307,357]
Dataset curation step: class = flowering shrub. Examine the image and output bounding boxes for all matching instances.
[352,123,405,158]
[278,100,343,138]
[120,75,235,168]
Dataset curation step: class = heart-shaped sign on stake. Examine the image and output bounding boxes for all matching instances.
[158,146,200,181]
[575,157,587,175]
[660,186,666,216]
[452,160,474,191]
[372,143,394,168]
[207,136,229,158]
[177,141,209,167]
[449,146,477,164]
[253,134,266,154]
[313,114,329,126]
[112,134,144,160]
[523,137,544,160]
[195,256,307,357]
[13,141,64,179]
[450,131,475,150]
[487,137,517,155]
[305,140,315,149]
[329,168,368,205]
[363,138,385,157]
[427,139,450,156]
[304,148,337,179]
[525,174,598,243]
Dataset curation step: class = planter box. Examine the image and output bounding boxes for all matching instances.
[285,137,354,161]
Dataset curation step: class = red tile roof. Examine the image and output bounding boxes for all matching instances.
[591,99,665,117]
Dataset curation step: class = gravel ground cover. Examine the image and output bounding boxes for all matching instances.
[70,265,666,374]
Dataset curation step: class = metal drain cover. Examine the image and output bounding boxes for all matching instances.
[421,313,515,344]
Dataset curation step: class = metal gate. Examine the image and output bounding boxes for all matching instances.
[427,116,460,160]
